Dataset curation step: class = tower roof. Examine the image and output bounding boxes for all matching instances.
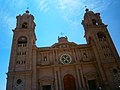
[58,36,68,43]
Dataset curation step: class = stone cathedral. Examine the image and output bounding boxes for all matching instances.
[6,9,120,90]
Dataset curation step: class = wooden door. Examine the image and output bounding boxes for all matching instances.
[63,74,76,90]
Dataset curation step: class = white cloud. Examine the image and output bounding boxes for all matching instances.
[0,0,116,32]
[56,0,114,27]
[0,14,15,35]
[36,0,50,13]
[33,0,115,28]
[0,8,15,37]
[0,0,27,34]
[57,0,84,27]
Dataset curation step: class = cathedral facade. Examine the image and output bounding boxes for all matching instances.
[6,9,120,90]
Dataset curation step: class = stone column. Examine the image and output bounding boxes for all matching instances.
[32,46,37,90]
[79,64,87,90]
[72,49,76,62]
[53,50,55,64]
[75,65,82,89]
[54,68,59,90]
[54,67,62,90]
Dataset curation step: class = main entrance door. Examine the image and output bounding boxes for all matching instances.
[63,74,76,90]
[42,85,51,90]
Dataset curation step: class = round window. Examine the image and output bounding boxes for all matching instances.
[60,54,72,64]
[16,79,22,84]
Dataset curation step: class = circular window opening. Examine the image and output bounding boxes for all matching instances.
[17,79,22,84]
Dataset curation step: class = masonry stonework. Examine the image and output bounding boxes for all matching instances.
[6,9,120,90]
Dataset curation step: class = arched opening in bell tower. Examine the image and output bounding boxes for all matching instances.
[97,32,106,41]
[17,36,27,44]
[22,22,28,28]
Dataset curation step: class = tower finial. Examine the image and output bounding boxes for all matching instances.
[26,7,29,13]
[85,6,89,12]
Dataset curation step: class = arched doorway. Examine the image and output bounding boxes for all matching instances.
[63,74,76,90]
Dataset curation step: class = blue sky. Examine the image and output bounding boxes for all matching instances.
[0,0,120,90]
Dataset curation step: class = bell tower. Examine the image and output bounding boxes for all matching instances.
[6,10,36,90]
[82,9,120,89]
[82,8,119,63]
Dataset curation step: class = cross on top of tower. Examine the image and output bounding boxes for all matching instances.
[85,6,89,12]
[60,32,64,37]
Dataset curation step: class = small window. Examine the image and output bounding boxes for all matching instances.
[17,36,27,44]
[97,32,106,39]
[97,32,106,41]
[83,53,87,58]
[44,56,47,61]
[24,61,25,64]
[92,19,98,25]
[16,61,19,64]
[86,23,88,27]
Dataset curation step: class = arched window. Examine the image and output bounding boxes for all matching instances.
[83,53,87,58]
[17,36,27,44]
[44,56,47,61]
[97,32,106,41]
[86,23,88,27]
[22,22,28,28]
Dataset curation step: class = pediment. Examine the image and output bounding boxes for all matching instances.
[51,42,78,48]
